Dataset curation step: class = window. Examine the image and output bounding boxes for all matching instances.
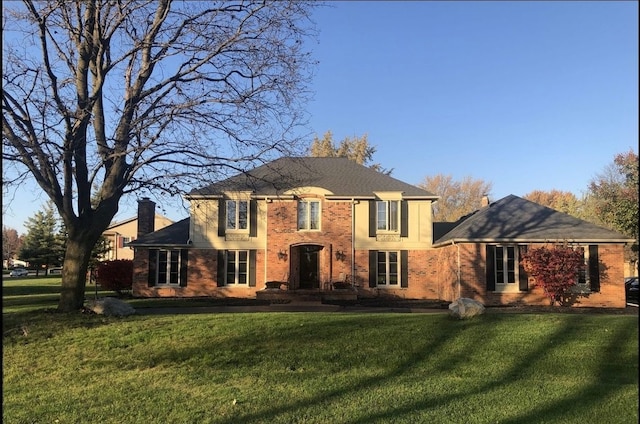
[572,245,600,292]
[298,200,320,230]
[226,250,248,285]
[150,249,186,286]
[226,200,248,231]
[376,200,399,232]
[493,245,518,291]
[376,251,399,286]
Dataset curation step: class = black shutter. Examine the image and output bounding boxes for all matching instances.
[400,200,409,237]
[147,249,158,287]
[369,250,377,287]
[400,250,408,288]
[179,250,188,287]
[218,199,226,237]
[486,245,496,291]
[518,245,528,291]
[589,245,600,292]
[369,201,377,237]
[217,250,226,287]
[249,250,257,287]
[249,200,258,237]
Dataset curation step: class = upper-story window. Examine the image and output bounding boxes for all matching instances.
[377,200,399,232]
[298,199,320,230]
[226,200,248,231]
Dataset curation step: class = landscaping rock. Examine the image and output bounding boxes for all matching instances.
[86,297,136,316]
[449,297,485,319]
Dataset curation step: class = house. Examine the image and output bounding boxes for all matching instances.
[102,210,173,261]
[128,156,633,308]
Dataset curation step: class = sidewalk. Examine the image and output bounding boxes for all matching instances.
[135,301,449,315]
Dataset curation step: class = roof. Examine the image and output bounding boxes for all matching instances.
[126,218,190,247]
[188,157,437,199]
[433,194,634,246]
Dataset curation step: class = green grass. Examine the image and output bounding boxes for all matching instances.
[3,279,639,423]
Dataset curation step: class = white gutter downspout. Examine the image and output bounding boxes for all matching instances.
[264,199,268,287]
[351,199,356,287]
[453,240,461,299]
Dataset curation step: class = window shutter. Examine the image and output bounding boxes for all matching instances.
[400,250,408,288]
[147,249,158,287]
[518,245,528,291]
[249,200,258,237]
[179,250,188,287]
[118,237,124,248]
[486,245,496,291]
[588,245,600,292]
[400,201,409,237]
[369,201,377,237]
[218,199,226,237]
[217,250,226,287]
[249,250,257,287]
[369,250,377,287]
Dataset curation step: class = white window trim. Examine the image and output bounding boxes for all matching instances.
[154,249,183,286]
[493,245,519,293]
[376,250,400,288]
[226,200,249,233]
[376,200,400,233]
[297,199,321,231]
[225,250,249,286]
[570,245,592,293]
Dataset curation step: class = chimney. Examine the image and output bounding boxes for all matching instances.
[137,197,156,238]
[481,195,490,208]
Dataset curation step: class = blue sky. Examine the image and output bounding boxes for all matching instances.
[3,1,638,235]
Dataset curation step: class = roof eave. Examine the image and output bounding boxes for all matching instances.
[432,237,635,248]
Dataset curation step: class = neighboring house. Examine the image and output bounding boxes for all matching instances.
[128,157,633,308]
[103,212,173,261]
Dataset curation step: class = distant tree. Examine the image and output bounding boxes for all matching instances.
[587,150,639,270]
[522,244,585,306]
[19,204,61,275]
[523,190,584,217]
[418,174,493,222]
[309,131,392,174]
[2,226,23,268]
[94,260,133,296]
[2,1,317,311]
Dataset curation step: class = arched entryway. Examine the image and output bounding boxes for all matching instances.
[291,244,324,289]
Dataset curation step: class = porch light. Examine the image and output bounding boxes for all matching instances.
[335,250,346,261]
[277,249,287,261]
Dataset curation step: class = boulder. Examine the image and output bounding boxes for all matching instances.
[86,297,136,316]
[448,297,485,319]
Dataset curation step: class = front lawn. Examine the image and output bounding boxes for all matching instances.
[3,277,639,423]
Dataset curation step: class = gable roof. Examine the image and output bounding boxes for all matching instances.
[126,218,190,247]
[433,194,633,246]
[105,214,172,231]
[188,157,437,199]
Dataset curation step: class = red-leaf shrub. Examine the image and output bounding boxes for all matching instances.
[95,260,133,296]
[522,245,585,306]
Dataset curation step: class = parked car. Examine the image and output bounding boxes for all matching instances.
[625,277,639,303]
[9,268,29,277]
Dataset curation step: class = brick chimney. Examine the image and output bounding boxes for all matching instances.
[481,195,490,208]
[137,197,156,238]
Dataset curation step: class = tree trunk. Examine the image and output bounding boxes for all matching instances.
[58,231,101,312]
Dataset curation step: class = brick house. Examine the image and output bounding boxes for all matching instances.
[128,157,633,308]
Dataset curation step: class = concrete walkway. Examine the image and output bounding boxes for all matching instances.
[135,301,449,315]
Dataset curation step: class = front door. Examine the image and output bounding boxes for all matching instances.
[298,245,321,289]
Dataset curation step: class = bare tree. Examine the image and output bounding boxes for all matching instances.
[309,130,391,174]
[419,174,493,222]
[2,1,318,311]
[2,226,23,268]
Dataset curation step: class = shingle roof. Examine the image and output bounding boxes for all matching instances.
[127,218,190,247]
[433,194,633,245]
[188,157,436,199]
